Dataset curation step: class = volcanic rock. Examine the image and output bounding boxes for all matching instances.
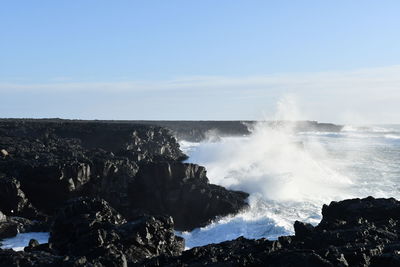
[0,120,248,230]
[141,197,400,266]
[49,197,184,265]
[130,162,249,230]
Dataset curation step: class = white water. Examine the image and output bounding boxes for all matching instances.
[177,123,400,249]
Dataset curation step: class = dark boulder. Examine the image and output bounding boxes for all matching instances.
[49,197,126,255]
[0,176,40,219]
[129,162,249,230]
[0,221,18,239]
[49,197,184,264]
[294,221,315,239]
[0,248,106,267]
[320,196,400,227]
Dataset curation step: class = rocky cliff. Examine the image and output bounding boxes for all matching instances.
[0,120,248,231]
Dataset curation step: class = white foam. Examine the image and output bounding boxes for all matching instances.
[186,123,352,203]
[180,119,400,248]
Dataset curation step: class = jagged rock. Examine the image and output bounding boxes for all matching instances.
[0,249,106,267]
[4,196,400,266]
[141,197,400,266]
[23,239,39,252]
[49,198,184,264]
[130,162,249,230]
[0,222,18,239]
[0,121,186,215]
[0,120,247,230]
[0,176,40,219]
[49,197,126,255]
[319,196,400,227]
[294,221,315,239]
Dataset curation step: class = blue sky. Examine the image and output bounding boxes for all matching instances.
[1,1,400,123]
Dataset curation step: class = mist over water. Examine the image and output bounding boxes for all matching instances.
[177,102,400,249]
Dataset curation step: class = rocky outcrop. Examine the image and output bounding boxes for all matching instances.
[141,197,400,266]
[0,120,247,230]
[0,121,185,213]
[130,162,249,230]
[0,175,40,219]
[0,197,185,266]
[48,197,184,265]
[3,196,400,266]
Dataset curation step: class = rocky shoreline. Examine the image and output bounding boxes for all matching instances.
[0,120,396,266]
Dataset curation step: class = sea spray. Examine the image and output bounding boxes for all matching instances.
[178,99,400,249]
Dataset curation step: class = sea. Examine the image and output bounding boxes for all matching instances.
[2,123,400,251]
[176,123,400,249]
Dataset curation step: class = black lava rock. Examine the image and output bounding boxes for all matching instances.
[129,162,249,230]
[49,197,184,265]
[141,197,400,266]
[0,120,247,230]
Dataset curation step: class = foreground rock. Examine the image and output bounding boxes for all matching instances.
[0,120,248,230]
[142,196,400,266]
[3,196,400,266]
[0,197,184,266]
[49,197,184,264]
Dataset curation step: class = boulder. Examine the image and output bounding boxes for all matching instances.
[0,222,18,239]
[129,162,249,230]
[319,196,400,227]
[49,197,184,264]
[0,176,40,219]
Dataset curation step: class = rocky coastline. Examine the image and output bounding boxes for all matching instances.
[0,119,396,267]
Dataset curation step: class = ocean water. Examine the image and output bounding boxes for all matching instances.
[177,123,400,249]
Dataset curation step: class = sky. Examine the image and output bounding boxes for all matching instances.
[1,1,400,124]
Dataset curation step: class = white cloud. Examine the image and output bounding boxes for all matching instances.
[1,65,400,123]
